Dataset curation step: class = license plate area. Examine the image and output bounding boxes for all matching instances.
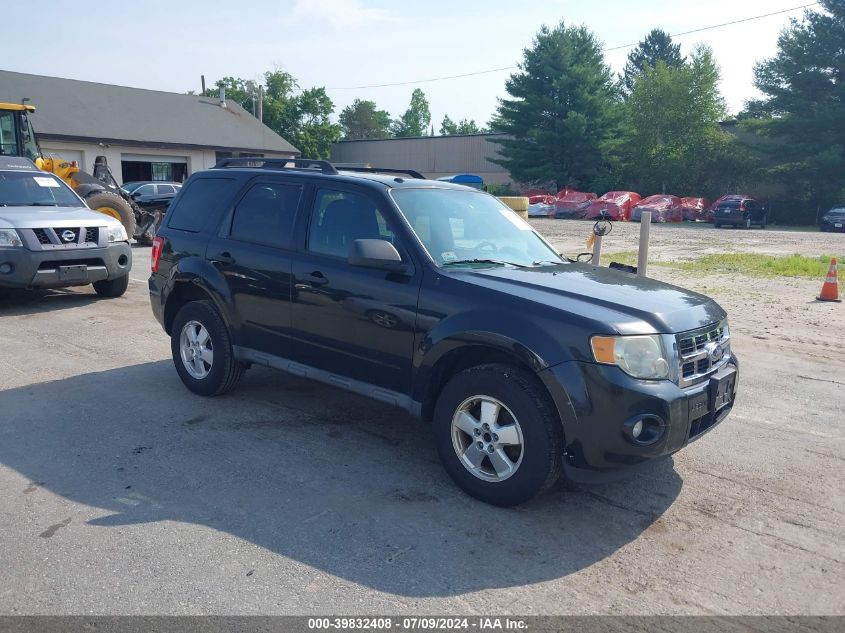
[58,265,87,282]
[835,223,843,228]
[709,366,737,411]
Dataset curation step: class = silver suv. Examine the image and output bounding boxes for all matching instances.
[0,157,132,297]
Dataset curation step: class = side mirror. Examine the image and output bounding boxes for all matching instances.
[348,239,408,273]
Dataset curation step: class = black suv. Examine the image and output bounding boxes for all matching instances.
[711,195,768,229]
[149,159,738,506]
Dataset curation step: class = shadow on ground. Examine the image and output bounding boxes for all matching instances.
[0,287,102,316]
[0,361,682,597]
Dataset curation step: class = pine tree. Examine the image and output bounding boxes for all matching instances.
[489,22,620,190]
[741,0,845,222]
[622,29,685,94]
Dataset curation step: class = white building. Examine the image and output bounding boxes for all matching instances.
[0,70,299,184]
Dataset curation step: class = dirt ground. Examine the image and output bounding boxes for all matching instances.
[0,224,843,615]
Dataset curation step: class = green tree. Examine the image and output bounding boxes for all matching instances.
[391,88,431,137]
[203,70,340,159]
[489,22,620,190]
[620,45,735,196]
[293,87,342,159]
[339,99,392,140]
[441,115,484,135]
[741,0,845,223]
[622,28,685,95]
[439,114,457,135]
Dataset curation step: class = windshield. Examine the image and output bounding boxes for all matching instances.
[391,188,563,267]
[0,171,82,207]
[121,182,145,193]
[825,208,845,217]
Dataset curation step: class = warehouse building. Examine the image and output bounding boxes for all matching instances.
[0,70,298,185]
[330,133,512,185]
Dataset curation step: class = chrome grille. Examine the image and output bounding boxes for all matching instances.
[676,321,730,386]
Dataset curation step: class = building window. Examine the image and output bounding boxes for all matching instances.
[151,163,171,181]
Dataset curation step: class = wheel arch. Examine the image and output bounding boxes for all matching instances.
[162,261,237,339]
[416,334,555,423]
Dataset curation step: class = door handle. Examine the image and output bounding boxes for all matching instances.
[213,251,235,264]
[303,271,329,286]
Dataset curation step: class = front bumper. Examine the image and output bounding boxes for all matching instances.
[0,242,132,289]
[539,356,739,482]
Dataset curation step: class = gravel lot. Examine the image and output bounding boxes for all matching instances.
[0,223,843,615]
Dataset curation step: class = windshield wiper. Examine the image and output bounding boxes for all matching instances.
[443,258,529,268]
[28,202,59,206]
[532,259,567,266]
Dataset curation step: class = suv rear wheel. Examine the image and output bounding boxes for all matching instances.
[171,300,245,396]
[433,363,563,506]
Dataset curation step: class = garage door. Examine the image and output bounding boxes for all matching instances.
[121,154,188,184]
[42,148,84,170]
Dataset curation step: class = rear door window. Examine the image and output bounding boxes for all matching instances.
[167,177,236,233]
[228,182,303,249]
[156,184,176,195]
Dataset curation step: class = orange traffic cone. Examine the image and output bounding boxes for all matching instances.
[817,258,841,302]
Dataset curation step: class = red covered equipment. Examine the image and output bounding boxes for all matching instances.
[553,191,597,218]
[631,195,683,223]
[680,197,710,221]
[582,191,641,220]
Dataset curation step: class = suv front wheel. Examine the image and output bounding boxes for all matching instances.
[433,363,563,506]
[171,300,245,396]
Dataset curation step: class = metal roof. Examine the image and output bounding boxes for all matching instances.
[0,70,299,155]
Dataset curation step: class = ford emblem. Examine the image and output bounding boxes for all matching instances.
[704,341,724,364]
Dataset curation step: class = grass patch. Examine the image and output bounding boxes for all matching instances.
[601,251,841,278]
[673,253,840,278]
[603,250,640,266]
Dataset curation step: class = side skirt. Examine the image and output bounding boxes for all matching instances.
[233,345,422,417]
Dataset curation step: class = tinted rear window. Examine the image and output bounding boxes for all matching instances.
[718,200,741,209]
[167,177,235,232]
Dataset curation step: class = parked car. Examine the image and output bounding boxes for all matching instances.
[819,206,845,232]
[527,195,558,218]
[710,195,767,229]
[149,159,737,507]
[122,181,182,211]
[631,195,683,223]
[0,157,132,296]
[680,197,710,222]
[582,191,641,221]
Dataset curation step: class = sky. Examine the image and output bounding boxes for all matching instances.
[2,0,818,129]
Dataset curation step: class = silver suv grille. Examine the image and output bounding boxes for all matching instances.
[676,320,731,387]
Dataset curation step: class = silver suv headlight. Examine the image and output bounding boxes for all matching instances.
[0,229,23,248]
[106,224,128,243]
[591,334,671,380]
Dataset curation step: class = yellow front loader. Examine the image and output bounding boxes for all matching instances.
[1,102,160,243]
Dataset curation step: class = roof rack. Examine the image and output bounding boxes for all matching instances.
[337,166,425,180]
[213,157,338,175]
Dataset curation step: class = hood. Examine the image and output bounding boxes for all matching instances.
[452,263,726,335]
[0,205,121,229]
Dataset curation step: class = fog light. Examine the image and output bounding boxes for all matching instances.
[0,263,12,275]
[631,419,643,439]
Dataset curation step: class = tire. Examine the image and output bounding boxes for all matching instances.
[760,215,768,229]
[171,300,245,397]
[92,274,129,298]
[433,363,563,506]
[713,223,720,228]
[82,191,137,239]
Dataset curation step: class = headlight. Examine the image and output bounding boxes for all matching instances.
[106,224,128,242]
[0,229,23,248]
[591,334,671,380]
